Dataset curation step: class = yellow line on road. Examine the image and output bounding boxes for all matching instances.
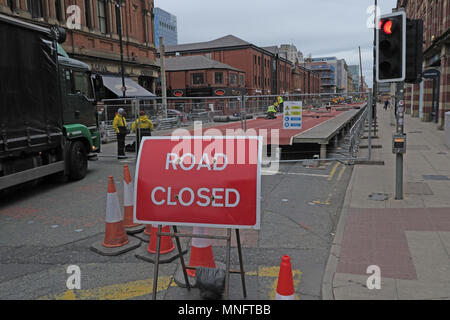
[38,276,173,300]
[328,162,340,181]
[337,165,346,181]
[38,266,302,300]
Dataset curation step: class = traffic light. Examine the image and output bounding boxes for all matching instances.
[376,11,406,82]
[405,19,423,83]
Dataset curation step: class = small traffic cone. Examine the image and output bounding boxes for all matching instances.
[135,224,186,264]
[275,255,295,300]
[123,165,144,234]
[132,224,152,242]
[147,225,175,253]
[90,176,140,256]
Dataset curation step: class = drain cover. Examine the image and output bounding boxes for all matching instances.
[423,175,450,181]
[368,193,389,201]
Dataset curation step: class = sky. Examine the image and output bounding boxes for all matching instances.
[155,0,398,88]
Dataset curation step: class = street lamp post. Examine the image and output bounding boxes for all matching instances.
[115,1,126,98]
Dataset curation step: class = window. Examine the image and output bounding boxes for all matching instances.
[84,0,92,28]
[65,69,94,98]
[230,74,237,85]
[97,0,108,34]
[55,0,63,22]
[27,0,43,18]
[239,75,244,86]
[7,0,15,11]
[215,72,223,84]
[258,56,261,65]
[254,55,256,65]
[191,73,204,85]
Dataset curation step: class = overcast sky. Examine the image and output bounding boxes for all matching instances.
[155,0,398,88]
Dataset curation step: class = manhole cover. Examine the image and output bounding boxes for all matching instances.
[437,152,448,155]
[423,175,450,181]
[408,131,423,134]
[368,193,389,201]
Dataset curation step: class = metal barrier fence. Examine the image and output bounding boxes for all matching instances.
[97,92,372,162]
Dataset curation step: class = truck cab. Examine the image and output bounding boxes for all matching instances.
[0,13,100,191]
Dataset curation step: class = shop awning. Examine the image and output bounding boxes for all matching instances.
[101,74,155,98]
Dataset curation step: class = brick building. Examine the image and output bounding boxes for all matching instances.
[160,55,245,97]
[156,55,246,114]
[291,62,321,95]
[0,0,160,94]
[163,35,293,96]
[397,0,450,129]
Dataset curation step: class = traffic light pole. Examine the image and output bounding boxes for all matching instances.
[395,82,405,200]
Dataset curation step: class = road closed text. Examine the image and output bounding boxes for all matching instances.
[150,153,239,208]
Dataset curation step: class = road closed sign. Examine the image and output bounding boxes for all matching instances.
[134,136,262,229]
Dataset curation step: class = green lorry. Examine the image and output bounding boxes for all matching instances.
[0,13,101,191]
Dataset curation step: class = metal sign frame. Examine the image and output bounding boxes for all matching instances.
[133,136,262,229]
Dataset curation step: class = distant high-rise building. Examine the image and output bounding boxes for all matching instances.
[154,7,177,47]
[348,65,361,92]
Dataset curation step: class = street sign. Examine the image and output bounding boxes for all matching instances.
[134,136,262,229]
[283,101,302,129]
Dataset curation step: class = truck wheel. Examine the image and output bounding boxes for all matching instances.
[68,140,88,180]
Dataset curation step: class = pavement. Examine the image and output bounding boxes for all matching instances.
[322,104,450,300]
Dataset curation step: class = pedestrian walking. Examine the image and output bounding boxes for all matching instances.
[132,110,154,150]
[384,100,389,110]
[113,108,128,159]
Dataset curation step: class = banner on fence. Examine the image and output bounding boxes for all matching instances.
[134,136,262,229]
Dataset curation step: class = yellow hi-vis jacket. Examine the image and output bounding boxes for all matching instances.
[278,96,284,104]
[113,114,127,133]
[267,105,277,113]
[132,115,154,132]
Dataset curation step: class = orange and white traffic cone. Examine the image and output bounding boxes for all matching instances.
[90,176,140,256]
[123,165,144,234]
[147,224,175,254]
[275,255,295,300]
[135,224,186,264]
[174,226,221,288]
[186,226,217,277]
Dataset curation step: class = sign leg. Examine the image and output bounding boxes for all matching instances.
[235,229,247,298]
[224,228,232,299]
[172,225,191,290]
[152,225,162,300]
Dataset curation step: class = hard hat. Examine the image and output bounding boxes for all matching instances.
[117,108,124,114]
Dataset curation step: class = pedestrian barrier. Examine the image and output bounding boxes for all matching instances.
[123,165,144,234]
[90,176,141,256]
[275,255,295,300]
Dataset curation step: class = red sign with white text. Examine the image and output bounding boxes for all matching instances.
[134,136,262,229]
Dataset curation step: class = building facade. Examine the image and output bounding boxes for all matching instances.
[348,65,361,92]
[306,58,337,94]
[154,7,177,48]
[163,35,292,96]
[397,0,450,128]
[0,0,160,93]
